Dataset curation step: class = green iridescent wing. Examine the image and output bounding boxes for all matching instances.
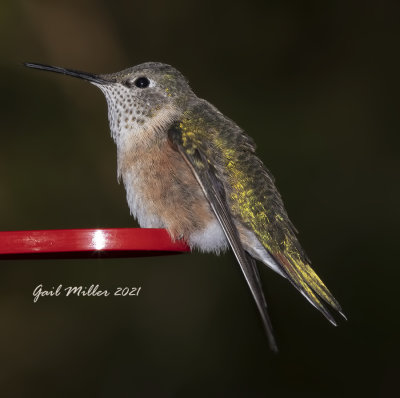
[168,119,278,352]
[169,101,345,325]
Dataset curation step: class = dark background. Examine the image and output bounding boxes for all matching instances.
[0,0,399,396]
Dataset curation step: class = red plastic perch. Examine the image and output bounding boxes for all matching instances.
[0,228,190,260]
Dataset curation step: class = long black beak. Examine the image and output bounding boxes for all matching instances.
[24,62,111,85]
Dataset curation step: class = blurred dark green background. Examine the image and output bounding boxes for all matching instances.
[1,0,399,397]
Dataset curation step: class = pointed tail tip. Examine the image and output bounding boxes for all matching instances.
[326,307,347,326]
[329,299,347,322]
[269,341,279,354]
[263,326,279,353]
[317,302,339,327]
[328,316,338,327]
[339,310,348,321]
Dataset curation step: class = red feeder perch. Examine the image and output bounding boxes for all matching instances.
[0,228,190,260]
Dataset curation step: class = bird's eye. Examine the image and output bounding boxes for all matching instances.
[134,77,150,88]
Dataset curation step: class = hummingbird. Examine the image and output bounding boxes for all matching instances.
[25,61,346,351]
